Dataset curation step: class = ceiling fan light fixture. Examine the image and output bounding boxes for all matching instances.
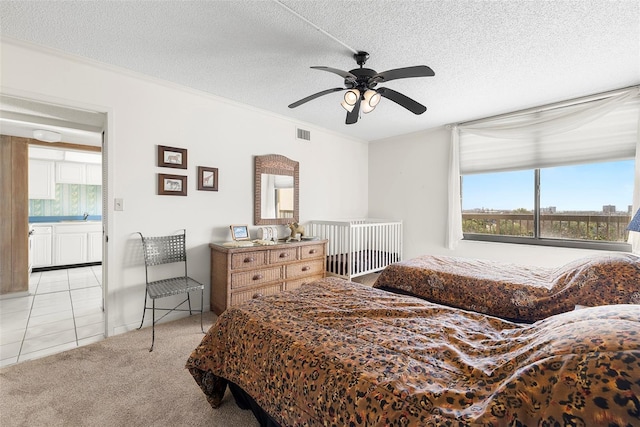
[343,89,360,106]
[361,102,376,114]
[341,100,355,112]
[341,89,361,112]
[362,89,381,113]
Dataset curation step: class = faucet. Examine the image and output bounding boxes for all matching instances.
[83,212,89,221]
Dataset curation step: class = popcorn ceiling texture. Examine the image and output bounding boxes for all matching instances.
[1,0,638,142]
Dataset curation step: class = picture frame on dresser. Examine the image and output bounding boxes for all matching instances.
[230,224,250,241]
[157,145,187,169]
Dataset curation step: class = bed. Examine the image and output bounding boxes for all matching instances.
[306,219,402,280]
[373,253,640,322]
[186,277,640,426]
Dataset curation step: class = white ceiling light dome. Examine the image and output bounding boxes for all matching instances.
[32,129,62,143]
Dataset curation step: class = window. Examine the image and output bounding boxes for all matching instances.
[452,88,639,250]
[462,159,635,249]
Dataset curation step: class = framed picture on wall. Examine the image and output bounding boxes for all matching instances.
[157,145,187,169]
[197,166,219,191]
[158,173,187,196]
[230,224,250,241]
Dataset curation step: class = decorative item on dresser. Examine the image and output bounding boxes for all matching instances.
[209,239,327,315]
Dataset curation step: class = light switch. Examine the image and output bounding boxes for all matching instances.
[114,198,124,211]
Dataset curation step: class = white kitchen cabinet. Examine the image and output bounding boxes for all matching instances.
[86,164,102,185]
[55,232,87,265]
[56,161,86,184]
[29,160,56,199]
[87,231,103,262]
[31,226,53,267]
[53,223,102,266]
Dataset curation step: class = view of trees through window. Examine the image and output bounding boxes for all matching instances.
[462,160,635,243]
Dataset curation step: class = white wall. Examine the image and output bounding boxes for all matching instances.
[369,126,616,267]
[1,40,369,335]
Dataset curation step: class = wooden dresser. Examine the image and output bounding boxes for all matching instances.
[209,239,327,315]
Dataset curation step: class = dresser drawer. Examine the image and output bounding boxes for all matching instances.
[286,275,324,291]
[300,243,324,259]
[269,247,297,264]
[231,266,281,289]
[231,283,283,306]
[231,251,267,270]
[286,259,325,279]
[210,240,327,315]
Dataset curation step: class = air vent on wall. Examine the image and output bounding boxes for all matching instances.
[296,127,311,141]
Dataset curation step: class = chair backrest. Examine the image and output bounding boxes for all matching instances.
[138,230,189,280]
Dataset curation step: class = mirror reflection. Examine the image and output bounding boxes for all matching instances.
[261,174,294,219]
[254,154,299,225]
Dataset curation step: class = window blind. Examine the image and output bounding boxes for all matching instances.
[459,91,639,175]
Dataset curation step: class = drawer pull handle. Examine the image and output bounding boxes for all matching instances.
[253,293,263,299]
[309,249,317,254]
[302,266,310,271]
[252,274,263,281]
[279,253,289,258]
[244,257,255,263]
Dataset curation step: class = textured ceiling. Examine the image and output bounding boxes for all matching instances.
[0,0,638,143]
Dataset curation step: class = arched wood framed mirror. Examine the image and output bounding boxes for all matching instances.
[254,154,299,225]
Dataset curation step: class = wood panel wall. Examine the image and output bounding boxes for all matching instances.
[0,135,29,295]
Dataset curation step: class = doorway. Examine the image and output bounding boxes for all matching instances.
[0,94,109,364]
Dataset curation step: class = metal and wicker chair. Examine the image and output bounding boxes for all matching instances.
[137,229,204,351]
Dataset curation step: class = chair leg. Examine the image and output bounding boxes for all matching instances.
[200,287,204,333]
[187,292,193,315]
[149,299,155,352]
[138,291,148,330]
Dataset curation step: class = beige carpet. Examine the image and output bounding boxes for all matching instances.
[0,312,259,427]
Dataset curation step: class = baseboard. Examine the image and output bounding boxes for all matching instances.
[32,262,102,272]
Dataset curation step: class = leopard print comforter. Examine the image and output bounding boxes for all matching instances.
[373,253,640,322]
[186,278,640,426]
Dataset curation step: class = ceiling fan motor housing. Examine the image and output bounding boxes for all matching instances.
[345,68,378,91]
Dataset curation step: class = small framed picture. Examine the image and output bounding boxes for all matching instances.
[197,166,219,191]
[157,145,187,169]
[230,224,250,241]
[158,173,187,196]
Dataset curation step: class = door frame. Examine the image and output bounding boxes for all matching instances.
[1,88,113,338]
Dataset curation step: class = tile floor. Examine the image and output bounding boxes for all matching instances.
[0,265,105,368]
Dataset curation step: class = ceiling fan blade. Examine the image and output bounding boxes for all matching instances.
[377,87,427,115]
[372,65,435,83]
[288,87,345,108]
[345,97,361,124]
[311,66,357,81]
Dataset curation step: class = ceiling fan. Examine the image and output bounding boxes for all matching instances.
[288,51,435,125]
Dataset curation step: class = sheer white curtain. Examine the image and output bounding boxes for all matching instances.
[448,88,640,250]
[447,126,463,249]
[631,111,640,253]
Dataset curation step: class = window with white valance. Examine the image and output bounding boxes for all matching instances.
[448,87,640,252]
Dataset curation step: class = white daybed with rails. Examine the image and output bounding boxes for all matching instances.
[306,219,403,280]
